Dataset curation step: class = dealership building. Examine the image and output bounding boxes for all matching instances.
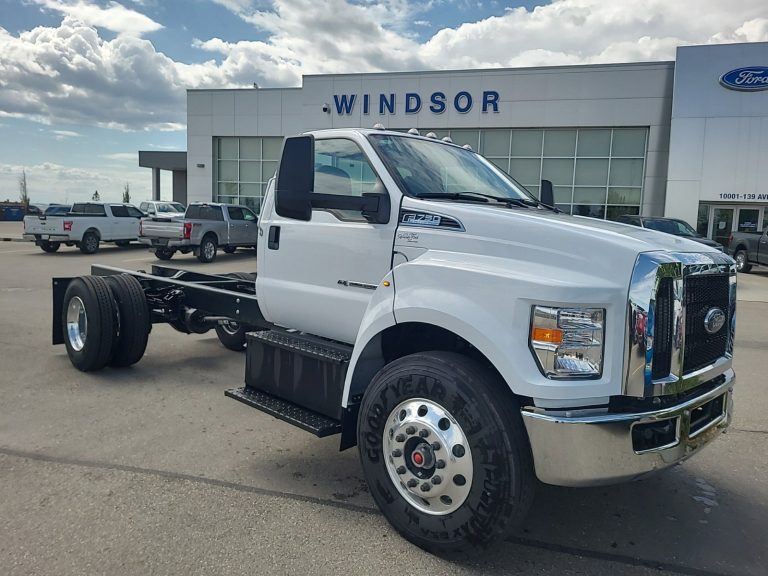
[145,41,767,245]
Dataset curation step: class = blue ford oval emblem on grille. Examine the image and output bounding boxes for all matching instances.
[704,308,726,335]
[719,67,768,91]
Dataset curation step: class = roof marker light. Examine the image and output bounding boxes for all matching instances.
[426,132,437,139]
[441,136,453,143]
[373,123,386,130]
[408,128,420,135]
[462,144,473,151]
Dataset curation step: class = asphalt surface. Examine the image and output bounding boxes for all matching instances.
[1,227,767,575]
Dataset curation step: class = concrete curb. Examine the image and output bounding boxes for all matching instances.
[1,237,25,242]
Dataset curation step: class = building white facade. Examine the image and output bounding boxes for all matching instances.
[184,41,768,242]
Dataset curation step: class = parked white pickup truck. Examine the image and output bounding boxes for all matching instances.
[23,202,143,253]
[51,128,736,553]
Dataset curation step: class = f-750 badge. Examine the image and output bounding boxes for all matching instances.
[402,213,442,226]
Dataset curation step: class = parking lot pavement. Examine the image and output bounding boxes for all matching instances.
[1,242,767,575]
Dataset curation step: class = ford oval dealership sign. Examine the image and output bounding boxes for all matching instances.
[719,66,768,91]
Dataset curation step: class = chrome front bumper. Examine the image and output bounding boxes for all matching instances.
[521,370,734,487]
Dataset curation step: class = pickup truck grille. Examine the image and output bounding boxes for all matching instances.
[651,278,674,380]
[683,274,730,373]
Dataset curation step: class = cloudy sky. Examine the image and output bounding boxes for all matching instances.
[1,0,767,204]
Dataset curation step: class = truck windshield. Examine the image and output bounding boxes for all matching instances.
[157,203,185,213]
[368,134,535,203]
[644,218,698,237]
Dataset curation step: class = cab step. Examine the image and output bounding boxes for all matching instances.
[244,329,352,421]
[225,386,342,437]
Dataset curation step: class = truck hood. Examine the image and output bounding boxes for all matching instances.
[398,198,718,284]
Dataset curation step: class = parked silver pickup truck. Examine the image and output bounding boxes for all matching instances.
[139,202,258,263]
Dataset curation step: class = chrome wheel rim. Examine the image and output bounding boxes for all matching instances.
[736,253,745,271]
[384,398,473,515]
[66,296,87,352]
[219,320,240,335]
[204,241,215,260]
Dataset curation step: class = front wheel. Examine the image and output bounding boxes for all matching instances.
[357,352,535,554]
[734,250,752,273]
[40,240,60,253]
[62,276,117,371]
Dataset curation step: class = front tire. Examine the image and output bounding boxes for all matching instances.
[62,276,116,371]
[197,235,217,263]
[734,250,752,273]
[40,240,60,253]
[357,351,535,554]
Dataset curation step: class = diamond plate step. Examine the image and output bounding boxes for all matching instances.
[247,330,352,364]
[225,386,342,437]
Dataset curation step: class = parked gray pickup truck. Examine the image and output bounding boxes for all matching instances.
[139,202,258,263]
[729,229,768,272]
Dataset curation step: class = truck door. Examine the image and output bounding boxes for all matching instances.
[226,206,248,245]
[257,137,395,344]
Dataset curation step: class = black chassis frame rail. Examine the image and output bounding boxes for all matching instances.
[52,264,269,345]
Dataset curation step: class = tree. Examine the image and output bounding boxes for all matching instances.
[92,190,100,201]
[122,182,130,203]
[19,169,29,205]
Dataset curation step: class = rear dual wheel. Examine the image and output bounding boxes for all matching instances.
[62,274,150,371]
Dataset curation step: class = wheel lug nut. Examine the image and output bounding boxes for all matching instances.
[452,444,465,458]
[395,433,405,442]
[407,479,418,488]
[405,426,416,435]
[431,441,441,451]
[391,449,402,458]
[419,429,430,438]
[431,475,442,485]
[420,483,431,492]
[396,466,406,475]
[436,459,446,469]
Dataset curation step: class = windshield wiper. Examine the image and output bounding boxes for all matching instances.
[416,192,493,202]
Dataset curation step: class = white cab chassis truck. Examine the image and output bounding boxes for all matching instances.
[51,128,736,553]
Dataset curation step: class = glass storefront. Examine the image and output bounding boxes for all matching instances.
[215,128,647,218]
[698,204,768,248]
[213,137,283,212]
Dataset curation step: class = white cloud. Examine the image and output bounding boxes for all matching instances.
[31,0,163,36]
[1,0,767,134]
[101,152,138,160]
[52,129,81,139]
[0,161,149,204]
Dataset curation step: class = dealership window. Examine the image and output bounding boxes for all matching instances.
[420,127,647,220]
[214,136,283,213]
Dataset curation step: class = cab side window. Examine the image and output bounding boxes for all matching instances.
[313,138,382,221]
[228,207,245,220]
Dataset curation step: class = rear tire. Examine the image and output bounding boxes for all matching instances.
[62,276,116,372]
[214,272,255,351]
[79,231,100,254]
[105,274,151,367]
[357,351,535,555]
[155,247,175,261]
[40,240,60,253]
[223,246,237,254]
[115,240,131,247]
[197,234,217,263]
[734,250,752,273]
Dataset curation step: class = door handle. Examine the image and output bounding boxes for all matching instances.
[268,225,281,250]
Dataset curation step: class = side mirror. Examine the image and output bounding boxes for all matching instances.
[275,135,314,221]
[361,181,391,224]
[540,179,554,208]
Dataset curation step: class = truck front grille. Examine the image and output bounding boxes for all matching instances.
[651,277,674,380]
[683,274,730,373]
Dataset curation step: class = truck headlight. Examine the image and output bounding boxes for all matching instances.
[529,306,604,379]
